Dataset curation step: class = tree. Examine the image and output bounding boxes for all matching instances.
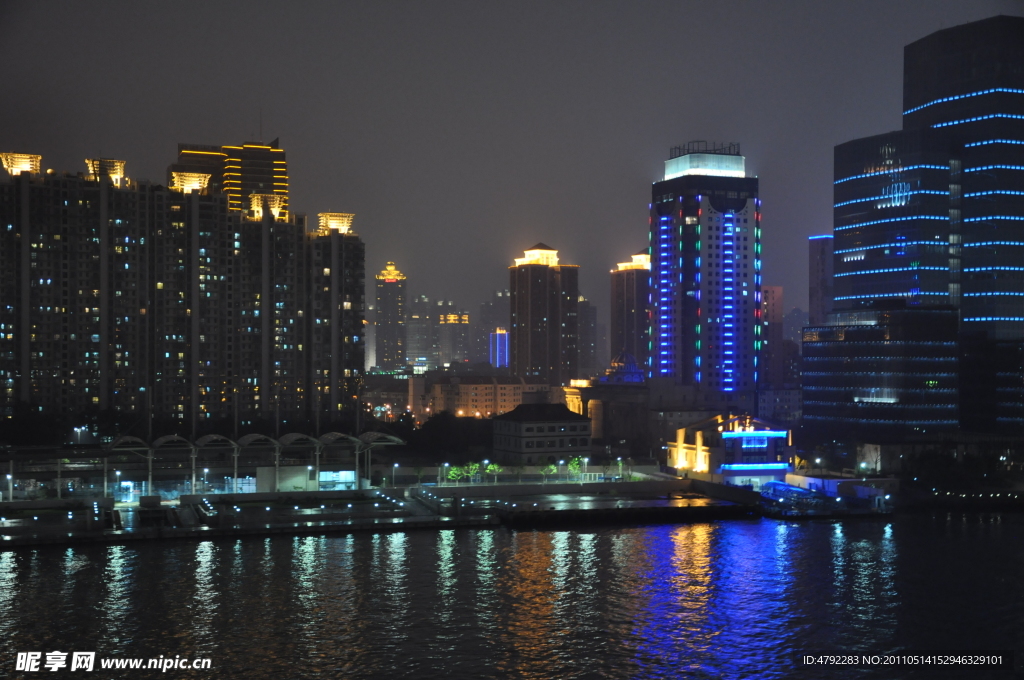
[413,466,425,485]
[485,462,504,484]
[464,462,481,483]
[447,465,466,485]
[540,464,557,483]
[567,457,582,479]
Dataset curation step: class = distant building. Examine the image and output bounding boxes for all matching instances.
[577,296,600,378]
[758,389,802,425]
[493,403,592,466]
[509,244,579,385]
[610,250,651,370]
[564,352,649,458]
[649,141,761,413]
[808,236,833,325]
[374,262,407,372]
[761,286,784,389]
[405,295,439,371]
[437,306,470,367]
[426,376,551,419]
[167,139,289,218]
[490,328,509,368]
[472,290,510,364]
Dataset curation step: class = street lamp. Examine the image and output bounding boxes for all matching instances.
[441,462,449,487]
[308,465,314,492]
[583,457,589,484]
[393,462,399,488]
[203,468,209,492]
[815,458,822,477]
[6,473,11,503]
[559,460,565,481]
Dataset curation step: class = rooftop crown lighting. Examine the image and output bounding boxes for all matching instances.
[1,153,42,175]
[514,246,559,267]
[318,212,355,234]
[376,262,406,281]
[249,194,287,221]
[664,153,746,180]
[615,252,651,272]
[85,158,128,187]
[170,172,211,194]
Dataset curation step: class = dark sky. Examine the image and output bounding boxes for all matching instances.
[3,0,1022,321]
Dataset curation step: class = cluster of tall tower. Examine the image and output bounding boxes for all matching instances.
[0,142,365,436]
[805,15,1024,439]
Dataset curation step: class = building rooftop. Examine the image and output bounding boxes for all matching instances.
[493,403,589,423]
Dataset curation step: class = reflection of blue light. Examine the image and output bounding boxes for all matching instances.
[721,463,790,470]
[722,431,788,439]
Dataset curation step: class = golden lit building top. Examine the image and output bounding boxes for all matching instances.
[514,243,559,267]
[170,172,212,194]
[85,158,128,187]
[318,212,355,234]
[614,251,651,272]
[1,153,42,175]
[376,262,406,281]
[248,193,287,221]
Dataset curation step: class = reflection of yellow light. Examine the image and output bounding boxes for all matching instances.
[376,262,406,281]
[514,246,559,267]
[0,153,42,175]
[614,252,651,272]
[317,212,355,234]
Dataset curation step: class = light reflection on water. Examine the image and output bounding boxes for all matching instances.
[0,516,1021,679]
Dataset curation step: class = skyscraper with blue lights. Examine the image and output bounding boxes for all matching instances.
[805,15,1024,438]
[649,141,761,411]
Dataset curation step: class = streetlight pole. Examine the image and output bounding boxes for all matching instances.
[203,468,209,493]
[393,462,398,488]
[583,457,589,485]
[442,462,449,487]
[115,470,121,502]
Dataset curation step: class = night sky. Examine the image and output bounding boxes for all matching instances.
[2,0,1021,321]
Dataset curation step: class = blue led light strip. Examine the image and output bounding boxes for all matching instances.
[903,88,1024,115]
[835,266,947,277]
[964,266,1024,272]
[964,292,1024,297]
[834,292,948,301]
[963,241,1024,248]
[834,240,942,254]
[835,215,947,232]
[964,317,1024,322]
[933,114,1024,128]
[965,165,1024,173]
[965,139,1024,148]
[965,216,1024,222]
[964,190,1024,198]
[834,165,947,184]
[834,190,946,207]
[720,463,790,471]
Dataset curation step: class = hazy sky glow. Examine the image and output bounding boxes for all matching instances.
[2,0,1021,321]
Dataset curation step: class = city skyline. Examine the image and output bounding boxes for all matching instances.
[3,1,1019,319]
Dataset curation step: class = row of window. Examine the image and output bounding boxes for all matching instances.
[524,438,588,449]
[524,424,588,433]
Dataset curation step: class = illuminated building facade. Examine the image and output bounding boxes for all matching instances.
[489,328,509,368]
[809,15,1024,438]
[437,307,470,366]
[492,403,592,466]
[802,305,959,437]
[405,295,438,371]
[649,141,761,411]
[610,251,650,369]
[509,244,579,385]
[666,414,793,490]
[761,286,784,389]
[0,152,363,433]
[473,290,510,364]
[374,262,407,371]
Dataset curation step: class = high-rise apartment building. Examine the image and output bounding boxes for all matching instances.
[404,295,438,371]
[578,296,600,379]
[808,235,834,325]
[509,244,579,385]
[649,141,762,411]
[610,251,650,369]
[490,328,509,367]
[761,286,784,389]
[472,290,510,365]
[374,262,407,372]
[806,15,1024,437]
[437,306,470,366]
[0,150,364,435]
